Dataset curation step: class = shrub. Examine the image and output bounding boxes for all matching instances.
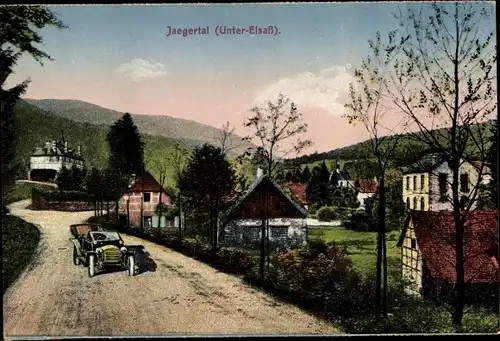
[35,188,92,202]
[344,212,375,232]
[264,239,366,317]
[316,206,339,221]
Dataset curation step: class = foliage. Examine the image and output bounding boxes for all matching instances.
[36,188,91,202]
[488,122,498,208]
[2,182,55,205]
[331,186,359,209]
[316,206,339,222]
[0,5,66,215]
[179,143,237,246]
[106,112,145,178]
[370,179,406,232]
[2,215,41,293]
[56,166,72,190]
[343,212,376,232]
[306,167,332,208]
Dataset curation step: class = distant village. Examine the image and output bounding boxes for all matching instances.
[28,136,498,301]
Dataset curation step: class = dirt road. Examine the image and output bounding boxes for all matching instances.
[3,200,339,336]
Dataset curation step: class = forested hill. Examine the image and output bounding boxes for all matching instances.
[284,120,496,171]
[24,98,254,155]
[13,100,192,188]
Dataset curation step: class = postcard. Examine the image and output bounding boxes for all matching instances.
[1,2,498,338]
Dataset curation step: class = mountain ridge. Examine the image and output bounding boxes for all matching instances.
[24,98,254,155]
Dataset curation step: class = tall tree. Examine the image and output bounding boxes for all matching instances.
[179,144,237,249]
[320,161,330,183]
[300,166,311,183]
[56,166,72,191]
[0,6,66,214]
[106,113,144,220]
[344,31,406,318]
[359,2,496,328]
[241,93,313,279]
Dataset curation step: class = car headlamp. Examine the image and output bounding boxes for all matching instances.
[96,248,102,254]
[120,247,127,253]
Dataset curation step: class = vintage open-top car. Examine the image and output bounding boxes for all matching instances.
[69,223,135,277]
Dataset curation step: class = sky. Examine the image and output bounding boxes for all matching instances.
[7,3,497,155]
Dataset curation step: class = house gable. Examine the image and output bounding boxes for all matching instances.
[126,171,166,193]
[222,175,307,226]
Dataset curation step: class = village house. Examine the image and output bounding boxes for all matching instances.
[118,171,173,232]
[281,182,308,210]
[329,160,355,189]
[29,139,85,182]
[402,153,492,212]
[219,169,308,249]
[354,178,378,211]
[397,210,498,300]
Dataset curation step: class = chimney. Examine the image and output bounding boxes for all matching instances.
[52,140,56,152]
[77,145,81,156]
[256,167,263,179]
[64,141,68,153]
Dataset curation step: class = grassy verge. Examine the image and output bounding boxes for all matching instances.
[309,227,400,275]
[3,182,55,205]
[2,215,41,293]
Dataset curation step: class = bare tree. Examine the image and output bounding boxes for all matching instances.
[344,51,406,319]
[241,93,313,280]
[358,2,496,328]
[215,121,242,156]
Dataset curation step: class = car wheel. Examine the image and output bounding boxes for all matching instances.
[88,254,96,277]
[128,255,135,276]
[73,247,80,266]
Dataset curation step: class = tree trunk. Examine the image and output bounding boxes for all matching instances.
[379,175,388,318]
[214,194,220,251]
[178,191,183,241]
[375,188,383,320]
[260,178,268,281]
[158,188,163,238]
[106,200,110,221]
[127,198,130,227]
[451,159,465,330]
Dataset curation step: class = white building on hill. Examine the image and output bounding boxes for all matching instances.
[29,139,85,182]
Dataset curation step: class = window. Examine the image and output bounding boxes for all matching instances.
[438,173,448,201]
[420,197,425,211]
[410,238,417,249]
[413,197,417,210]
[406,176,410,191]
[420,174,425,191]
[406,198,410,210]
[460,173,469,193]
[143,192,151,202]
[271,226,288,238]
[413,176,417,190]
[143,216,152,228]
[244,227,260,241]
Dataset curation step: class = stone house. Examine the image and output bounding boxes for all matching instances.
[118,171,173,231]
[397,210,498,299]
[219,171,308,249]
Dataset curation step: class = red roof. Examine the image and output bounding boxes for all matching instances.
[355,179,378,194]
[409,210,498,283]
[281,183,308,205]
[125,171,165,193]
